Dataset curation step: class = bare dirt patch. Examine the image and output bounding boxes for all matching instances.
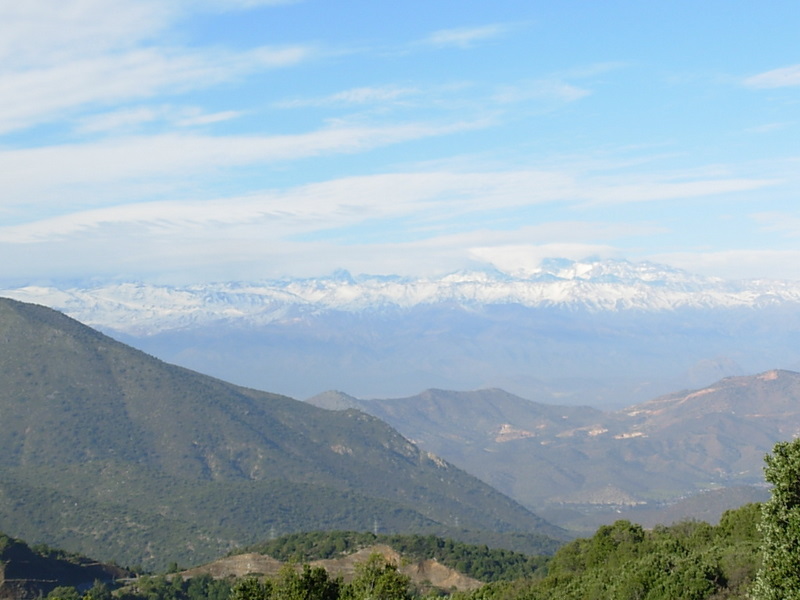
[180,544,483,592]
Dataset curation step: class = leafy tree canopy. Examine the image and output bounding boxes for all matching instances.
[753,438,800,600]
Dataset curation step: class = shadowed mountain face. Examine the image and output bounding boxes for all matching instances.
[0,298,561,570]
[310,371,800,525]
[0,533,130,600]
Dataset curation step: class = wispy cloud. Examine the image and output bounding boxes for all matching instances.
[75,106,162,133]
[1,167,768,243]
[0,162,790,281]
[0,1,313,135]
[0,45,313,135]
[743,64,800,88]
[752,211,800,237]
[197,0,302,8]
[561,62,630,79]
[423,24,510,49]
[0,1,173,67]
[493,80,591,104]
[174,110,244,127]
[582,176,778,205]
[744,121,795,134]
[0,170,559,242]
[0,1,300,69]
[276,85,420,108]
[0,121,488,210]
[76,106,244,133]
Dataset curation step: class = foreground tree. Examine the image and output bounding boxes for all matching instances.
[753,438,800,599]
[273,564,340,600]
[341,554,412,600]
[229,576,273,600]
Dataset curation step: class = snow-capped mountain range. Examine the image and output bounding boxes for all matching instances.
[3,259,800,336]
[4,258,800,406]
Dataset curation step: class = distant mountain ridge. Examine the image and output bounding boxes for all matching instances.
[0,297,561,570]
[309,370,800,530]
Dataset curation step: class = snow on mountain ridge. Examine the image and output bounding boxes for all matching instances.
[4,259,800,335]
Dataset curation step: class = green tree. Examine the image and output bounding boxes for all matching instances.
[273,564,340,600]
[753,438,800,599]
[342,554,411,600]
[187,574,232,600]
[85,580,112,600]
[230,576,273,600]
[46,586,81,600]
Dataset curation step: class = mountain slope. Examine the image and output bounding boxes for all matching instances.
[309,388,626,509]
[0,298,561,570]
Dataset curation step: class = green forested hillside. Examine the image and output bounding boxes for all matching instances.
[0,298,561,570]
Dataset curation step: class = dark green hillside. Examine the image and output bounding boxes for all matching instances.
[0,298,561,570]
[0,532,129,600]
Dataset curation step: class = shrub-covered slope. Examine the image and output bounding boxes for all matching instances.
[458,503,762,600]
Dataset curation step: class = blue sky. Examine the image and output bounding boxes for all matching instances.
[1,0,799,285]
